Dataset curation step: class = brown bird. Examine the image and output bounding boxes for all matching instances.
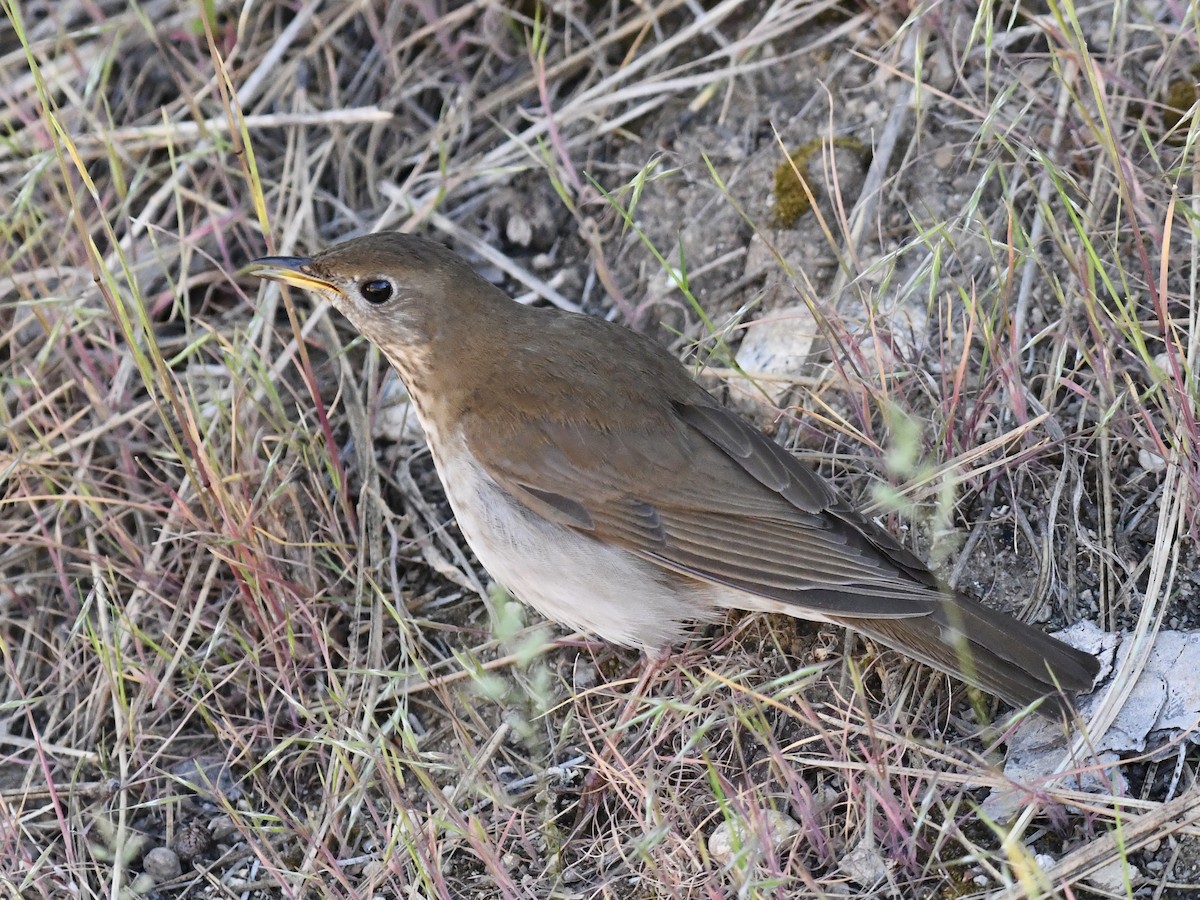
[249,232,1098,717]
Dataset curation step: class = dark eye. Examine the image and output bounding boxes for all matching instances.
[360,279,393,304]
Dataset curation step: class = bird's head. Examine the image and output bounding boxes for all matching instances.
[248,232,495,353]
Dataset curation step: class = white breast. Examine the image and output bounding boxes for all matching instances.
[425,430,720,649]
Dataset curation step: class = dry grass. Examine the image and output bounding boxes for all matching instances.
[2,1,1198,897]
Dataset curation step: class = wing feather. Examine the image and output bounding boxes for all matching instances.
[473,397,943,619]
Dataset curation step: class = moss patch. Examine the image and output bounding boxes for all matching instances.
[772,136,870,227]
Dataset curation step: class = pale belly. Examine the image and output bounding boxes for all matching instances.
[428,436,721,649]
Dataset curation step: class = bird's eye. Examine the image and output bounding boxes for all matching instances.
[360,279,394,304]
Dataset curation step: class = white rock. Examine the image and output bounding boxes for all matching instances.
[1084,857,1142,892]
[839,837,893,886]
[732,299,819,405]
[708,809,800,865]
[1138,447,1167,473]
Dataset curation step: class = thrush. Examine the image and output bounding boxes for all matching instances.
[249,232,1099,718]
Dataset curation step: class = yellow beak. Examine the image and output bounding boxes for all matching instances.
[246,255,336,293]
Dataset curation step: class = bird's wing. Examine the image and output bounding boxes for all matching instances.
[467,398,947,619]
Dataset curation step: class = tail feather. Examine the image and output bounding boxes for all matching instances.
[835,592,1099,717]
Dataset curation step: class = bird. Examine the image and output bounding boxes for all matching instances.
[248,232,1099,718]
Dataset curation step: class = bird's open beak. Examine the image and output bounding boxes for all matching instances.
[246,255,336,293]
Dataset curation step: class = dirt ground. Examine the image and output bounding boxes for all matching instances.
[3,1,1199,898]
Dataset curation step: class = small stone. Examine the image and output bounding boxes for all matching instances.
[840,838,893,886]
[1084,857,1141,892]
[925,46,955,92]
[361,859,388,881]
[505,213,533,248]
[933,145,956,169]
[1138,447,1167,473]
[142,847,181,881]
[731,300,818,406]
[708,809,800,865]
[208,814,237,843]
[572,661,598,691]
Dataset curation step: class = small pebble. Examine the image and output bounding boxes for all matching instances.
[142,847,181,881]
[208,814,238,843]
[572,662,599,691]
[708,809,799,865]
[1085,857,1141,892]
[840,839,892,886]
[1139,447,1167,473]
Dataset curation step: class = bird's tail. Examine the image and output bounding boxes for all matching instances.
[835,593,1099,718]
